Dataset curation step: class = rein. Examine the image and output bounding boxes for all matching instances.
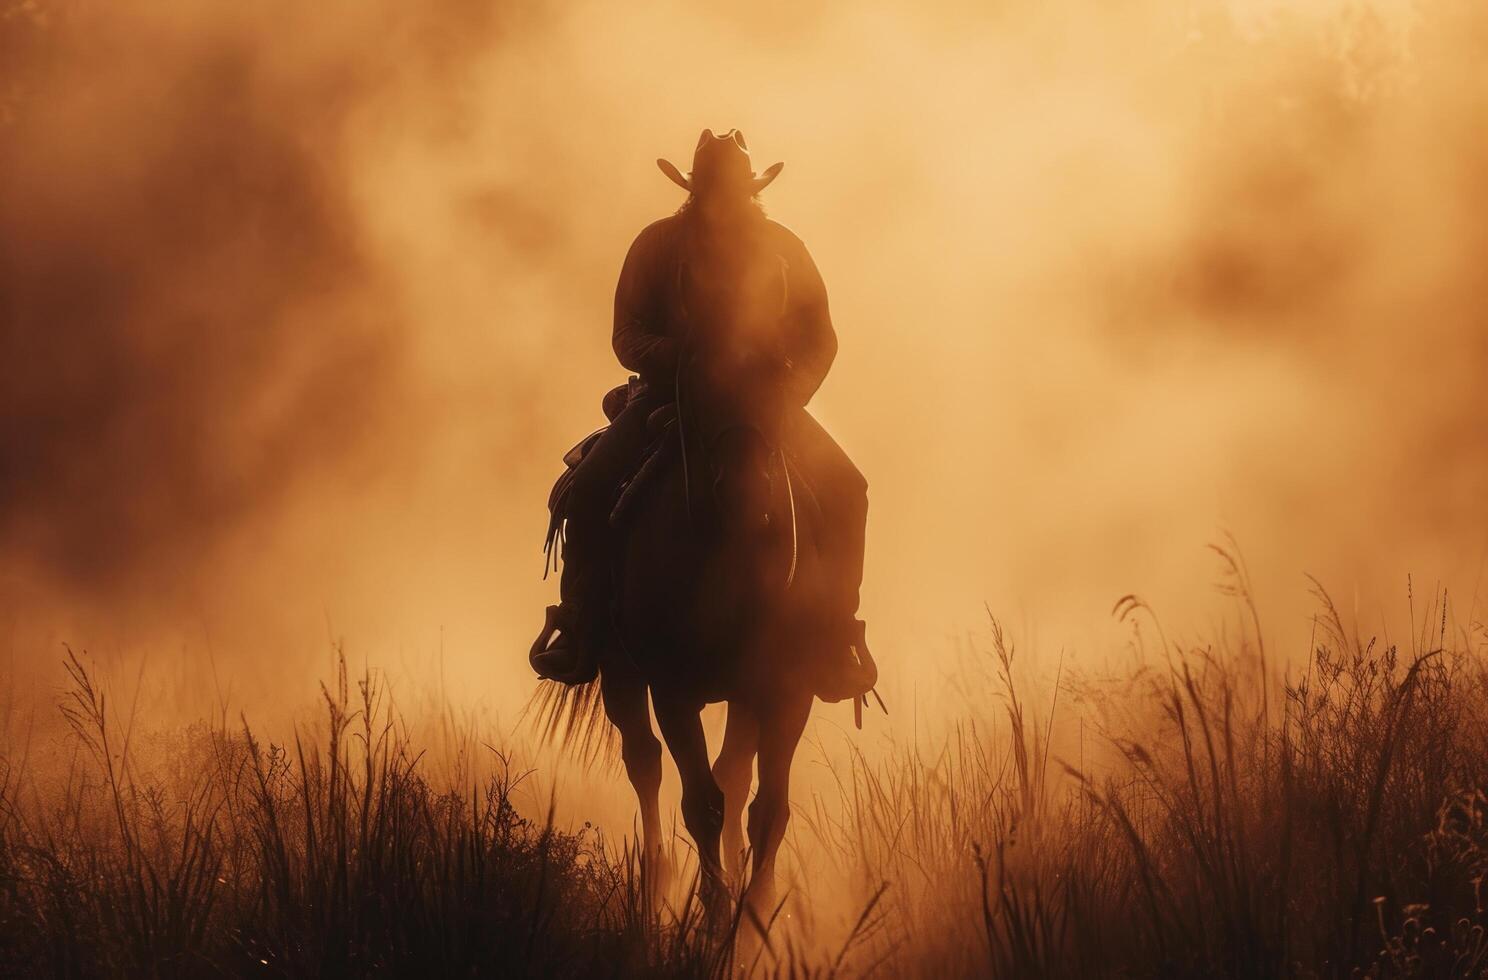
[674,354,695,528]
[781,447,798,590]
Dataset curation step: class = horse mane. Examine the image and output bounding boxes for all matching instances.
[521,677,618,770]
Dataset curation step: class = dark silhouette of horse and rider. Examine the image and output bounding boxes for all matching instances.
[529,129,877,919]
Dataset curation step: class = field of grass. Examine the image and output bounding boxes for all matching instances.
[2,555,1486,977]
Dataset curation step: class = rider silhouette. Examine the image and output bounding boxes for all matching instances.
[530,129,872,702]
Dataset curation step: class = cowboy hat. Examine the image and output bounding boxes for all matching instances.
[657,129,784,195]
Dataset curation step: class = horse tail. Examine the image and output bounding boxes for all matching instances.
[522,674,617,768]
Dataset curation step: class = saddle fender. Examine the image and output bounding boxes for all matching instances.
[542,379,643,576]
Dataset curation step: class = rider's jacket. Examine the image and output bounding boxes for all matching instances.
[612,212,837,409]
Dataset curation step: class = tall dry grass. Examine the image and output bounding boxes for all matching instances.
[0,652,761,977]
[800,549,1488,978]
[3,551,1487,977]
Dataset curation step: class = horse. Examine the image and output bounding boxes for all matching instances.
[533,242,859,924]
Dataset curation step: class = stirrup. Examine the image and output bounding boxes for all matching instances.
[528,604,599,685]
[816,620,878,705]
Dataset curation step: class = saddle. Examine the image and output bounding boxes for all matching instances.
[541,378,822,578]
[542,378,677,577]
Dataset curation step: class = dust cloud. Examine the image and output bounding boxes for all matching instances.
[2,0,1486,736]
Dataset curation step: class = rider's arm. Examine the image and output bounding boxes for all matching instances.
[781,236,838,408]
[613,225,680,379]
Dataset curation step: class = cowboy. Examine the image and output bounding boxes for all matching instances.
[530,129,871,702]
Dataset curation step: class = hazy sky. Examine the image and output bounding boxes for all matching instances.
[2,0,1485,729]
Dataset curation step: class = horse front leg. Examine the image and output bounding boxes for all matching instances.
[601,667,668,909]
[744,689,812,925]
[652,691,727,923]
[712,701,759,884]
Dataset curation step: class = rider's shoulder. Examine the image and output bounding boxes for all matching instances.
[760,219,813,263]
[761,218,806,245]
[631,214,686,248]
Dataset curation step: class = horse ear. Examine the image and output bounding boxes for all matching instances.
[657,158,691,191]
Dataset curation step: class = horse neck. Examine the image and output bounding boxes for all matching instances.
[707,424,775,538]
